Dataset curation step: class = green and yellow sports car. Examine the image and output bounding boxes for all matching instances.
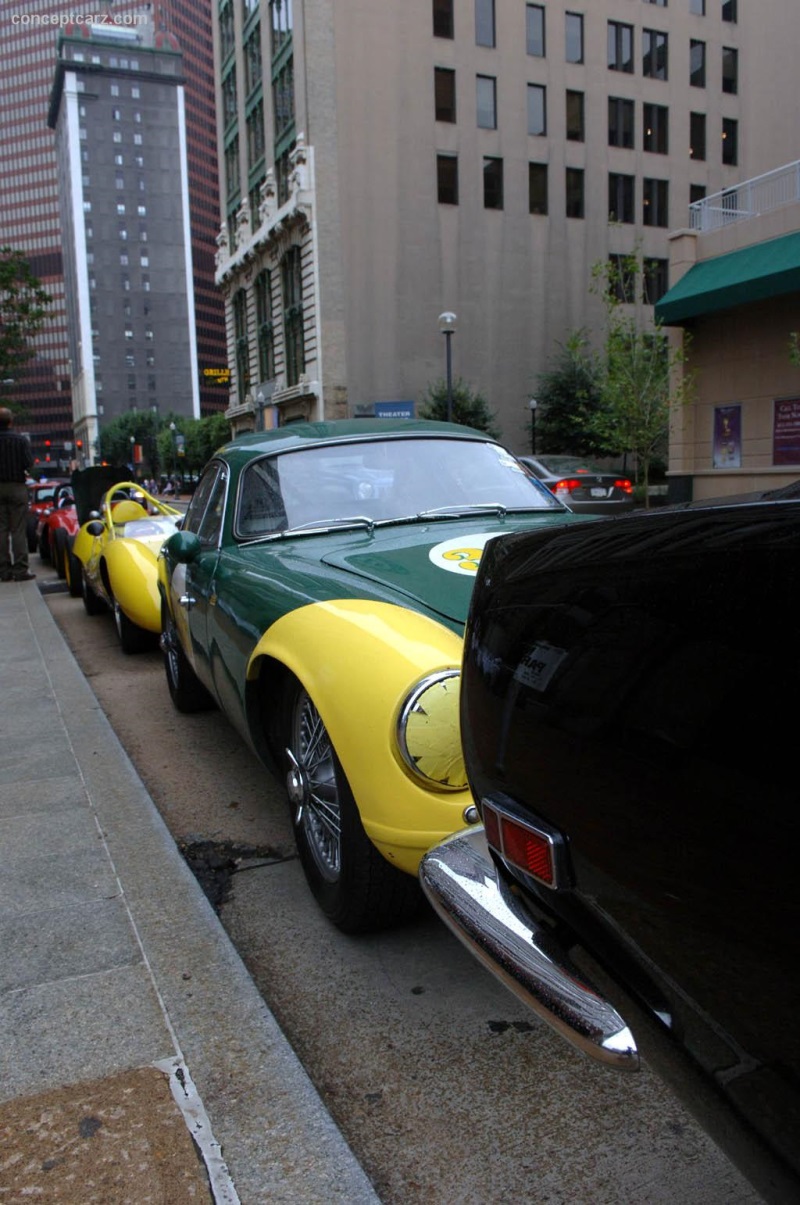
[158,419,591,932]
[72,481,182,653]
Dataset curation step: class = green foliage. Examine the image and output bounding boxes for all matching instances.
[98,411,231,477]
[0,247,51,405]
[419,377,500,438]
[533,331,605,456]
[789,331,800,366]
[586,252,693,498]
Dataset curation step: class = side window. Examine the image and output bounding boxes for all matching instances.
[196,473,227,547]
[237,457,287,536]
[183,463,226,546]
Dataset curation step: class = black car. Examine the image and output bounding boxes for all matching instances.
[421,498,800,1204]
[518,454,634,514]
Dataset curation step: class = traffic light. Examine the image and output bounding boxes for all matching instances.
[76,440,83,450]
[44,439,51,462]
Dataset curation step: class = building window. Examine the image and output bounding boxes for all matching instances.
[475,0,495,47]
[247,101,266,168]
[272,59,295,144]
[225,136,240,199]
[437,154,458,204]
[110,83,119,96]
[527,84,546,136]
[644,258,669,304]
[566,91,584,142]
[223,69,237,126]
[643,177,669,226]
[722,117,738,165]
[233,289,250,395]
[245,29,262,94]
[642,29,668,79]
[526,4,545,57]
[477,75,497,128]
[255,269,274,382]
[690,183,706,206]
[690,111,706,159]
[608,254,636,303]
[435,67,456,121]
[269,0,292,55]
[219,1,235,59]
[608,22,634,73]
[690,40,706,86]
[433,0,454,38]
[643,103,668,154]
[282,246,305,387]
[609,173,635,222]
[565,12,583,63]
[483,157,503,209]
[529,163,548,214]
[722,46,738,94]
[609,96,634,148]
[722,0,737,21]
[566,167,584,218]
[690,0,705,13]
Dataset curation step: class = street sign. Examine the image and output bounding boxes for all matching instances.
[374,401,415,420]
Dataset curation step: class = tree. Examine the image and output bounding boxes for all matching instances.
[0,247,51,404]
[587,252,693,500]
[533,330,605,457]
[419,377,500,438]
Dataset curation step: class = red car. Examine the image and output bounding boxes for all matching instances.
[27,480,70,554]
[37,485,78,578]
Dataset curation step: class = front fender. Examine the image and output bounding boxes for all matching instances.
[73,524,102,566]
[248,600,475,874]
[104,540,162,632]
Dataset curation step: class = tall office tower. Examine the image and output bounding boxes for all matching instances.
[49,17,200,458]
[215,0,800,451]
[1,0,226,467]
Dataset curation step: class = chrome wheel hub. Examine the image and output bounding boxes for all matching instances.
[288,690,341,882]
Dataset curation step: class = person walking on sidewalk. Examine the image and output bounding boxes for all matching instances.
[0,407,35,582]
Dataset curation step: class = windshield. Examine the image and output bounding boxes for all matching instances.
[236,437,562,538]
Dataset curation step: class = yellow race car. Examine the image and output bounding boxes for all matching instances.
[72,481,182,653]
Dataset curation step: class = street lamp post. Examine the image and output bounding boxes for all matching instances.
[438,311,457,423]
[169,422,177,475]
[529,398,539,455]
[129,435,136,478]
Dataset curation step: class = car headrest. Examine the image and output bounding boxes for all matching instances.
[112,500,148,523]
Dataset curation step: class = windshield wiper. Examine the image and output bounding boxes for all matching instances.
[416,503,508,519]
[280,514,376,537]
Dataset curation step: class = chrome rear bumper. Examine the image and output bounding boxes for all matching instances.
[419,826,639,1070]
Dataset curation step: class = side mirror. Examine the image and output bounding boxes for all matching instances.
[165,529,201,564]
[86,520,105,537]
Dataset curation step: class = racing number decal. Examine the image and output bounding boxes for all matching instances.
[429,533,496,575]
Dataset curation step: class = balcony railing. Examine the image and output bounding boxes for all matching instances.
[689,161,800,233]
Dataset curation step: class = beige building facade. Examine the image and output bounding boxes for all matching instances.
[214,0,800,452]
[658,162,800,500]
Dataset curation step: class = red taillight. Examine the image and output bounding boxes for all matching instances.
[483,804,555,887]
[553,478,582,494]
[614,479,633,494]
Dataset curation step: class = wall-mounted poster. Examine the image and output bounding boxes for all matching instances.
[713,404,741,468]
[773,398,800,465]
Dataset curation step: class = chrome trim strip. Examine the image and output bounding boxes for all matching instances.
[420,826,639,1070]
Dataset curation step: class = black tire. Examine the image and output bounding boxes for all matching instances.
[52,528,68,580]
[161,602,215,712]
[81,567,107,616]
[113,597,157,655]
[284,679,423,934]
[39,528,51,564]
[65,538,82,597]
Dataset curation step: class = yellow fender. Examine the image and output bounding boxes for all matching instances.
[104,539,163,632]
[248,600,474,874]
[72,524,100,565]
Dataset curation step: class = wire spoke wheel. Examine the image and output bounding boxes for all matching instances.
[289,688,342,882]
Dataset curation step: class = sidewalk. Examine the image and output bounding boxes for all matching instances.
[0,577,380,1203]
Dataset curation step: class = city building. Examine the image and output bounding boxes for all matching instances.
[1,0,227,468]
[49,17,200,459]
[657,159,800,501]
[215,0,800,451]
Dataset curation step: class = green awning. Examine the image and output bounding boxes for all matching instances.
[655,229,800,325]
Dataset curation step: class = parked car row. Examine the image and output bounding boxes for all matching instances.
[58,423,799,1201]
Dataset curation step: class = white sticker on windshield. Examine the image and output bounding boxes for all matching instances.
[428,532,497,575]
